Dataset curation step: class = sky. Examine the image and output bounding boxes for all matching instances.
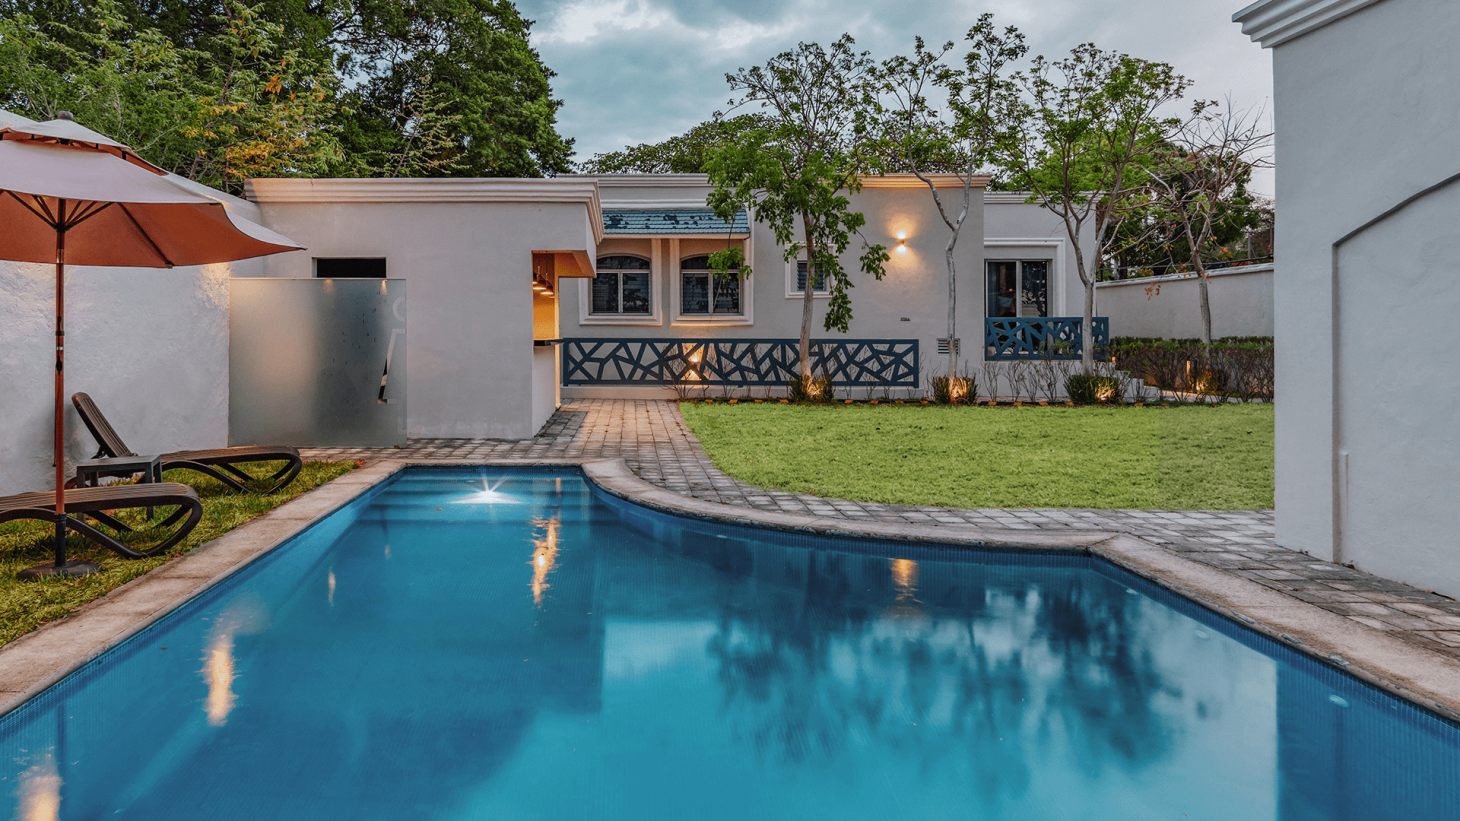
[517,0,1275,197]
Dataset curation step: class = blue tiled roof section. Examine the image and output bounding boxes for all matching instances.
[602,208,749,235]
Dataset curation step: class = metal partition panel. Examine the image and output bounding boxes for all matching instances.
[984,317,1108,360]
[562,338,919,386]
[230,278,406,447]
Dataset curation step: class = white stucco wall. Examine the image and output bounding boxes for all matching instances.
[249,181,599,440]
[1247,0,1460,595]
[0,179,265,497]
[1095,265,1275,339]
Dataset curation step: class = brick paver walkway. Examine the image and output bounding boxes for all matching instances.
[304,399,1460,660]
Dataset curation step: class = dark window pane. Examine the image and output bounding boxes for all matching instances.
[712,274,740,313]
[597,255,650,270]
[796,261,826,292]
[591,271,620,313]
[316,258,386,278]
[621,270,651,314]
[682,272,709,313]
[680,255,738,271]
[987,261,1017,317]
[1021,260,1049,317]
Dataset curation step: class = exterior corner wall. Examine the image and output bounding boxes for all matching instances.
[255,200,593,441]
[1269,0,1460,595]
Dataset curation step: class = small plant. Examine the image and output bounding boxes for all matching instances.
[931,373,976,405]
[789,373,834,403]
[1066,374,1123,404]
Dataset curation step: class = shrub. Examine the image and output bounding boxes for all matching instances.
[931,374,976,405]
[1066,374,1122,404]
[1109,336,1273,401]
[788,373,834,403]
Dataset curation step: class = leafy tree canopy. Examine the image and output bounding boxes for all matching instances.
[2,0,573,178]
[580,114,773,174]
[0,0,342,193]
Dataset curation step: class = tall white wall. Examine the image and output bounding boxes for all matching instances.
[0,179,265,497]
[0,258,245,496]
[1095,265,1274,339]
[1257,0,1460,595]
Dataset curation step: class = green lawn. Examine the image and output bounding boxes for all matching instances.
[0,460,355,647]
[680,403,1274,510]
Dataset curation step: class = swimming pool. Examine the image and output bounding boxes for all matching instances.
[2,467,1456,819]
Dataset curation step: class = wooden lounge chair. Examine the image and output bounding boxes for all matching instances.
[0,483,203,558]
[72,392,303,494]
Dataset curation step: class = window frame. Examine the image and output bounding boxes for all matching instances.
[983,238,1066,317]
[985,259,1052,318]
[589,254,654,318]
[785,258,832,299]
[578,245,662,326]
[670,239,754,325]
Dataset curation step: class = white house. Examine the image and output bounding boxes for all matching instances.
[1234,0,1460,597]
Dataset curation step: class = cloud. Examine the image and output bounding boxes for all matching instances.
[519,0,1274,195]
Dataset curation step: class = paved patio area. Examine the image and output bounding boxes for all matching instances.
[303,399,1460,660]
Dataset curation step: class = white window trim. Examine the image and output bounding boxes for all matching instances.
[983,238,1067,316]
[578,242,663,326]
[670,237,755,326]
[784,258,832,299]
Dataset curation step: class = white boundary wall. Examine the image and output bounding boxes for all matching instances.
[1095,264,1274,339]
[1237,0,1460,597]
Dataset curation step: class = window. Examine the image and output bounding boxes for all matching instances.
[315,258,386,278]
[592,255,652,315]
[986,260,1049,317]
[680,255,741,315]
[794,261,828,294]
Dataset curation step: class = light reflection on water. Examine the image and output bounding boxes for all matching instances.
[2,469,1456,821]
[15,752,60,821]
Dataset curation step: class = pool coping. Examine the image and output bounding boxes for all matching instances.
[1,457,1458,727]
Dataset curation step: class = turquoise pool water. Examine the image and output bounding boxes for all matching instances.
[1,467,1456,819]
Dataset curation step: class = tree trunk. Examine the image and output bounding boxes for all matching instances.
[1195,262,1213,346]
[1081,279,1096,375]
[799,213,816,388]
[946,239,958,382]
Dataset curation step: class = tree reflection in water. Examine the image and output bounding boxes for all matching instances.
[704,546,1191,805]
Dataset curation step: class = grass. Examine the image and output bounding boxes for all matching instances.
[0,460,355,648]
[680,403,1274,511]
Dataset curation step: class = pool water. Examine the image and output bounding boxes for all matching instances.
[2,468,1456,820]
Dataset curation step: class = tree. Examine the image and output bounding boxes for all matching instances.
[4,0,574,178]
[580,114,772,174]
[1143,101,1272,344]
[0,0,342,194]
[999,45,1192,374]
[704,36,890,392]
[871,16,1026,386]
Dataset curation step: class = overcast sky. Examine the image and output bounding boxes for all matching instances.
[517,0,1274,197]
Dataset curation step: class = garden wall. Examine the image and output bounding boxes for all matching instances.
[1095,264,1273,340]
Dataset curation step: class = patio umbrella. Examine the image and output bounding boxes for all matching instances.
[0,112,302,577]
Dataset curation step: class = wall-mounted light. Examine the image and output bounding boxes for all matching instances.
[895,231,908,254]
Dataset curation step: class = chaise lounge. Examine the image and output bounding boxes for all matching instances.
[0,483,204,558]
[72,392,304,494]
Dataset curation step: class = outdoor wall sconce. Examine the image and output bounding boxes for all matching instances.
[895,231,908,254]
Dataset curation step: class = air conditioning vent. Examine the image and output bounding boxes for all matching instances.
[937,338,960,355]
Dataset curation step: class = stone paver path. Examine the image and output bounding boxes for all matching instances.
[304,399,1460,660]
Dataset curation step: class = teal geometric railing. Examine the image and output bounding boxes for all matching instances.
[984,317,1109,360]
[562,338,919,386]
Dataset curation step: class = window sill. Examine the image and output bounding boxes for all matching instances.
[785,292,832,299]
[672,316,753,327]
[580,315,662,326]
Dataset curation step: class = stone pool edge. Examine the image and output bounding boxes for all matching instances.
[1,457,1457,728]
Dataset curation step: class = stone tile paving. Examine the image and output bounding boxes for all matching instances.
[303,399,1460,660]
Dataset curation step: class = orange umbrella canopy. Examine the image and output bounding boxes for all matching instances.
[0,113,302,576]
[0,118,300,266]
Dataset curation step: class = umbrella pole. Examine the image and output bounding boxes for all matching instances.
[53,221,66,567]
[23,203,100,579]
